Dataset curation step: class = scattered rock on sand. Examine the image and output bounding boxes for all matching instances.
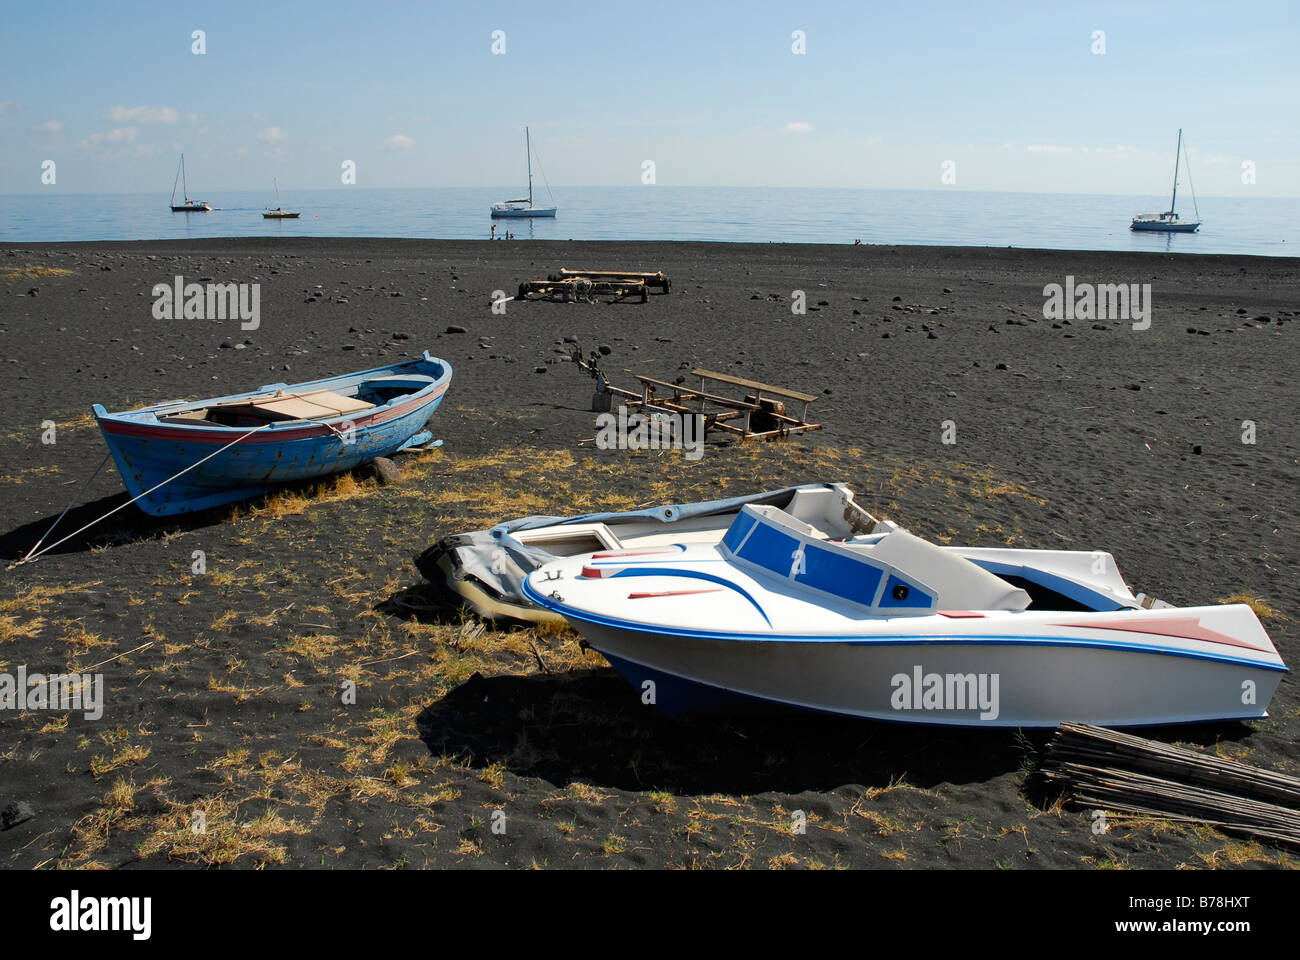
[370,457,401,485]
[1,801,34,830]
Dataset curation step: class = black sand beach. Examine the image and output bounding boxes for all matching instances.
[0,238,1295,869]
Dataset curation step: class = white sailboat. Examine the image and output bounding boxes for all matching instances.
[1131,129,1201,232]
[263,178,301,219]
[491,127,556,218]
[169,154,211,212]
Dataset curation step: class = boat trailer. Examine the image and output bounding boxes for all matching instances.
[570,345,822,442]
[512,268,671,304]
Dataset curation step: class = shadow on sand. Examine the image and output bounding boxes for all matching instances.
[416,667,1042,796]
[0,491,228,563]
[415,666,1263,799]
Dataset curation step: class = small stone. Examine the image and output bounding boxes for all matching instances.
[371,457,401,484]
[446,325,467,334]
[535,366,547,373]
[598,344,612,355]
[1,801,34,830]
[995,362,1008,370]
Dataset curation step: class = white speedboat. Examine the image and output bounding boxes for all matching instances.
[524,502,1285,727]
[490,127,556,218]
[420,484,872,623]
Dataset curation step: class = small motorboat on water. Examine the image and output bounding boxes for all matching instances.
[523,497,1286,727]
[94,352,451,516]
[419,483,870,622]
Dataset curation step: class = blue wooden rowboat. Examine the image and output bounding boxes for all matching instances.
[93,351,452,516]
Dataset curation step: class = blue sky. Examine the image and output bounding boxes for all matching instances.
[1,0,1296,196]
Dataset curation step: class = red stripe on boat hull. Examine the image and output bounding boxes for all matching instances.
[96,385,446,444]
[1054,616,1265,652]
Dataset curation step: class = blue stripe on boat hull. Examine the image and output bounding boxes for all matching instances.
[600,650,783,716]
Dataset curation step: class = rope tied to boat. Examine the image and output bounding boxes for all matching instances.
[8,422,272,569]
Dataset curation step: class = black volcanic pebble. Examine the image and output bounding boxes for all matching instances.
[598,344,612,355]
[446,325,467,334]
[1,802,34,830]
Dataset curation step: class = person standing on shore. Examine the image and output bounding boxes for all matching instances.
[491,224,496,239]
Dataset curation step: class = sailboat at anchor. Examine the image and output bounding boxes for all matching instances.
[263,178,301,219]
[1131,129,1201,233]
[491,126,557,218]
[169,154,211,212]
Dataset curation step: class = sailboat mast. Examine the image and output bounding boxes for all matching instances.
[182,154,188,203]
[526,127,534,207]
[1169,129,1182,216]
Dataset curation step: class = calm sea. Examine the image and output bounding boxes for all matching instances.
[2,187,1297,257]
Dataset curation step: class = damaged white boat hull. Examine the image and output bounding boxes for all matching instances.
[523,502,1286,727]
[524,598,1284,727]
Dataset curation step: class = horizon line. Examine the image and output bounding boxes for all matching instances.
[3,185,1295,201]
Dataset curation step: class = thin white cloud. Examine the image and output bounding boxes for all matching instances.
[185,112,200,124]
[80,126,138,147]
[256,126,289,144]
[1088,145,1136,158]
[384,133,414,151]
[784,122,814,133]
[36,120,62,133]
[0,100,18,116]
[1027,144,1072,153]
[109,105,179,124]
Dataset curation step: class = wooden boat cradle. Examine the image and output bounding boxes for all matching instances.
[550,268,672,293]
[570,346,821,442]
[515,267,672,304]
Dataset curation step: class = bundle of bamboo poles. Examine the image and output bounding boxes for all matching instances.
[1041,722,1300,848]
